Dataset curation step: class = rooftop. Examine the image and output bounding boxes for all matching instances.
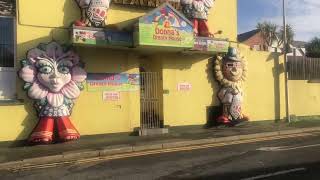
[237,29,260,42]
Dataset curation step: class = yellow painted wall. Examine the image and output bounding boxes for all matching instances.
[210,0,238,41]
[0,0,237,141]
[289,81,320,116]
[2,0,319,142]
[161,45,286,126]
[0,1,143,141]
[162,53,218,126]
[239,45,286,121]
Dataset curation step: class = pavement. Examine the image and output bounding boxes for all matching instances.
[1,118,320,171]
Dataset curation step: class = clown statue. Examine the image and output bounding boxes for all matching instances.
[214,47,249,126]
[180,0,214,37]
[19,42,87,144]
[74,0,111,27]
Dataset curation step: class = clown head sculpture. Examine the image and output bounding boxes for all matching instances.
[180,0,215,37]
[214,47,249,126]
[74,0,111,27]
[19,42,87,144]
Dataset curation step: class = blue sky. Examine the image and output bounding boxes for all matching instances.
[238,0,320,41]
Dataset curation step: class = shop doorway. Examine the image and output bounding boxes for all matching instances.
[140,69,164,131]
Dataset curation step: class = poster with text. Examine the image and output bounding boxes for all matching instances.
[87,73,140,92]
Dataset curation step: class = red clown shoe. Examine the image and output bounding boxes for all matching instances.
[29,117,54,144]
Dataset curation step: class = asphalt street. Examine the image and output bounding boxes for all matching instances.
[2,132,320,180]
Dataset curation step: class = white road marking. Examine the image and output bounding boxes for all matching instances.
[241,168,307,180]
[257,143,320,152]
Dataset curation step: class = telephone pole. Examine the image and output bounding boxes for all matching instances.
[283,0,291,123]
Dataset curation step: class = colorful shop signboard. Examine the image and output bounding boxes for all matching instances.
[72,26,133,47]
[86,73,140,92]
[134,3,194,49]
[192,37,229,53]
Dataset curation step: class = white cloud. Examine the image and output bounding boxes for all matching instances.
[259,0,320,41]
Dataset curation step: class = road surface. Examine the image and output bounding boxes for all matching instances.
[2,132,320,180]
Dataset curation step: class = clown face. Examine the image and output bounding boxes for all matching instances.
[222,60,243,82]
[87,0,110,27]
[36,59,73,93]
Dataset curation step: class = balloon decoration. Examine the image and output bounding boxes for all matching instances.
[19,42,87,144]
[214,47,249,126]
[74,0,111,27]
[180,0,215,37]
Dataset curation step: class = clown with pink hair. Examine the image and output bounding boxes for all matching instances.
[19,42,87,144]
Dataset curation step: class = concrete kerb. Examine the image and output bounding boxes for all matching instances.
[99,145,133,156]
[279,129,305,135]
[62,150,100,160]
[0,161,22,171]
[132,143,163,152]
[1,127,320,171]
[22,155,64,166]
[300,127,320,132]
[238,131,280,140]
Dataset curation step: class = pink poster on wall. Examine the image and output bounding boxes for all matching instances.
[177,82,192,91]
[103,91,120,101]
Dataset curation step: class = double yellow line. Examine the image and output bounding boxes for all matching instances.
[10,132,315,172]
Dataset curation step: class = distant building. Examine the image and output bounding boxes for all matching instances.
[287,41,306,57]
[238,29,306,56]
[237,29,267,51]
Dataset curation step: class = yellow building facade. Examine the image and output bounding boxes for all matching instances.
[0,0,319,142]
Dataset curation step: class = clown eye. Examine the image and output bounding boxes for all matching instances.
[227,63,234,67]
[38,65,53,74]
[58,66,70,74]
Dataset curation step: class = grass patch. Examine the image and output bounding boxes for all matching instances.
[288,115,320,128]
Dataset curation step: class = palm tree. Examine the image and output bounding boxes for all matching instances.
[277,24,295,47]
[256,21,278,50]
[306,37,320,58]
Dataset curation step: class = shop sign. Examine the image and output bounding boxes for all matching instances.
[87,73,140,92]
[135,3,194,48]
[177,82,192,91]
[72,27,133,47]
[193,37,229,53]
[103,91,121,101]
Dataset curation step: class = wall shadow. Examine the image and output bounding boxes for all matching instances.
[205,56,222,127]
[270,53,283,121]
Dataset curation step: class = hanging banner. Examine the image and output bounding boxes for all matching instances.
[86,73,140,92]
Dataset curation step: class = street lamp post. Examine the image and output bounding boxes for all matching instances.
[283,0,291,123]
